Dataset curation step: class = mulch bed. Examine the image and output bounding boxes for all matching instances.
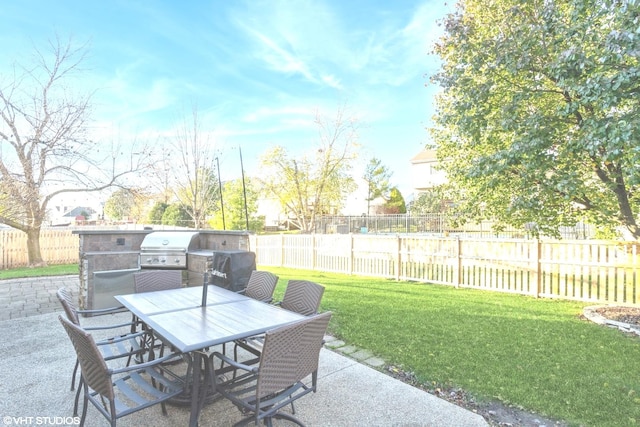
[595,306,640,325]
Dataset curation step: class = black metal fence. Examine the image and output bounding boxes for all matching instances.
[313,214,595,239]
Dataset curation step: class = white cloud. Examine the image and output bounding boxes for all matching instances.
[321,74,343,90]
[249,30,317,82]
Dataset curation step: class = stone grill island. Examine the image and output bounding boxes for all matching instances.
[73,229,253,310]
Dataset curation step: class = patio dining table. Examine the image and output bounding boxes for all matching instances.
[115,284,305,427]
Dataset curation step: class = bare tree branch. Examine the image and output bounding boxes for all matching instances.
[0,36,147,265]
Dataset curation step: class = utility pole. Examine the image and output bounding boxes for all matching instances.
[239,146,250,231]
[215,156,225,230]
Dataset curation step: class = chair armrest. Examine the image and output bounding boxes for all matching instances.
[76,305,127,316]
[84,322,137,332]
[77,306,133,331]
[109,351,184,375]
[95,330,146,346]
[234,336,264,357]
[211,351,258,374]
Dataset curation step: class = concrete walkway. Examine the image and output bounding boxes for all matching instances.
[0,275,489,426]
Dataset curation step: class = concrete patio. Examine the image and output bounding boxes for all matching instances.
[0,276,488,426]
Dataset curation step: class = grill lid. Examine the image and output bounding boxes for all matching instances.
[140,231,200,252]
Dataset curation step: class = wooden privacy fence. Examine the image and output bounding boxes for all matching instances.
[0,229,79,269]
[250,234,640,305]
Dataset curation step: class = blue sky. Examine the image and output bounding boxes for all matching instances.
[1,0,451,210]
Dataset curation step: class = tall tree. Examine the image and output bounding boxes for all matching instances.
[103,187,148,222]
[380,187,406,214]
[147,201,169,225]
[431,0,640,239]
[146,144,174,205]
[104,189,136,221]
[161,203,193,228]
[258,106,359,232]
[0,36,146,265]
[410,186,450,214]
[215,177,263,232]
[363,157,392,215]
[172,107,220,229]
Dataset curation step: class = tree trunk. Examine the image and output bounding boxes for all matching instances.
[26,227,47,267]
[617,199,640,240]
[610,173,640,240]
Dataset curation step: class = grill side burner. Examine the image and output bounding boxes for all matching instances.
[139,231,200,269]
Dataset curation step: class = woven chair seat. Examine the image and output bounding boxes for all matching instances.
[59,315,186,426]
[233,280,325,367]
[228,271,279,363]
[56,287,149,416]
[132,270,183,361]
[208,311,332,426]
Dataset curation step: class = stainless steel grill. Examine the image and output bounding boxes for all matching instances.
[139,231,200,269]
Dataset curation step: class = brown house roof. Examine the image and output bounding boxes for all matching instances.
[410,149,438,164]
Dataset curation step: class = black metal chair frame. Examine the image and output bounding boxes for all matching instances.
[132,270,183,360]
[208,311,332,427]
[234,279,325,367]
[56,287,150,416]
[59,315,186,427]
[227,271,280,362]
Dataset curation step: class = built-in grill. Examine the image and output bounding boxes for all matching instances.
[139,231,200,269]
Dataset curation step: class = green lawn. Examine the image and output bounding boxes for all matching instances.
[0,263,78,280]
[3,263,639,426]
[266,267,640,427]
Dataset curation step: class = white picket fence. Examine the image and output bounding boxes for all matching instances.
[3,228,639,305]
[250,234,640,305]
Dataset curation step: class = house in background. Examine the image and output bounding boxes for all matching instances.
[410,148,447,193]
[257,196,288,231]
[48,205,97,226]
[45,192,104,227]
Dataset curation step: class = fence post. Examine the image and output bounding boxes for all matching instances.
[280,234,285,267]
[312,234,317,270]
[534,239,542,298]
[455,237,461,288]
[349,234,354,275]
[396,235,401,281]
[250,235,256,260]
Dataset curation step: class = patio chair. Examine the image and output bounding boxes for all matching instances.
[225,271,278,359]
[56,287,150,415]
[58,315,186,427]
[240,270,279,303]
[277,280,325,316]
[207,311,332,427]
[132,270,183,359]
[133,269,183,293]
[233,280,325,365]
[56,288,144,383]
